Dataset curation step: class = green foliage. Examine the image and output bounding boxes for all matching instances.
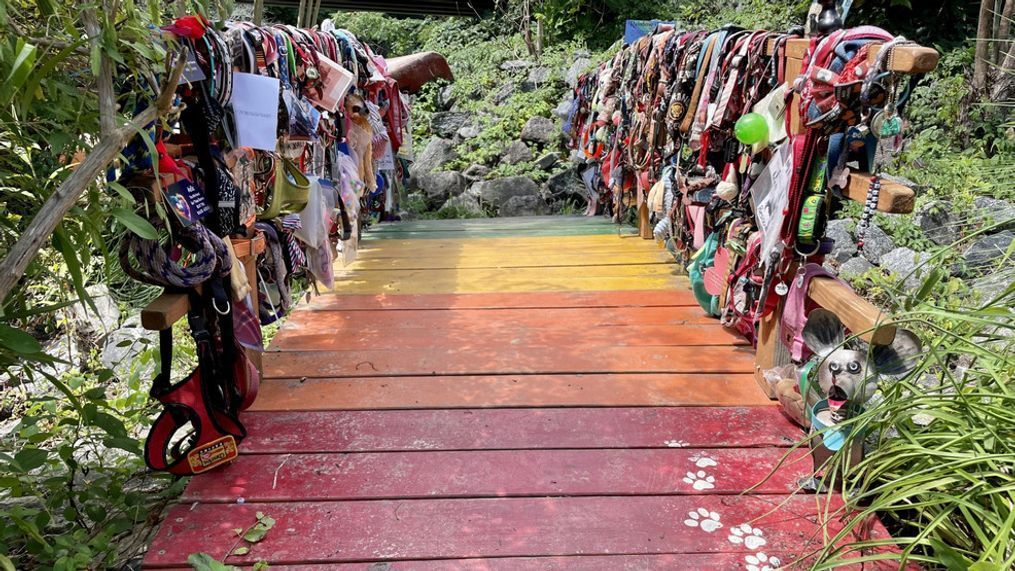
[0,360,185,569]
[806,257,1015,569]
[674,0,809,31]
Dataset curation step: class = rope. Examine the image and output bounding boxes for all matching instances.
[119,223,232,288]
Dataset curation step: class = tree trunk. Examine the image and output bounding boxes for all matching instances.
[975,0,994,92]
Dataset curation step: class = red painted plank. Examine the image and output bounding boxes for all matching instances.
[144,495,852,566]
[239,408,800,453]
[302,290,699,311]
[182,448,813,502]
[249,373,770,410]
[263,346,756,378]
[235,553,796,570]
[271,322,744,351]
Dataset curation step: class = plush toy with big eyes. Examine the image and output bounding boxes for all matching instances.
[776,308,923,427]
[804,308,923,414]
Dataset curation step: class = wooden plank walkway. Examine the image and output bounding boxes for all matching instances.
[144,216,884,569]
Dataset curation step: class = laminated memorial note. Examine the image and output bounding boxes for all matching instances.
[308,54,354,113]
[231,72,280,152]
[750,140,793,269]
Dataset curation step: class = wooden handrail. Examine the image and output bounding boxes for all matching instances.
[140,234,266,331]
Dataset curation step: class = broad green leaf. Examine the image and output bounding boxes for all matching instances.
[108,181,135,202]
[0,324,42,354]
[14,447,48,472]
[91,412,128,438]
[186,553,239,571]
[0,554,16,571]
[243,514,276,543]
[53,224,97,316]
[35,0,56,17]
[5,40,37,97]
[111,207,159,239]
[968,563,1001,571]
[231,546,249,556]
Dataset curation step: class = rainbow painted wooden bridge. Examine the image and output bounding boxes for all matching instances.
[145,216,884,569]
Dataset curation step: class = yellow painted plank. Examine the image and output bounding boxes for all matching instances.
[327,265,688,295]
[358,234,662,253]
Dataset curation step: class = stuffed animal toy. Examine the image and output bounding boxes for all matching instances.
[777,308,922,427]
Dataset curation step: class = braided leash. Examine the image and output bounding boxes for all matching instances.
[119,224,232,288]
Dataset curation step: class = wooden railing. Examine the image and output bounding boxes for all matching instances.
[636,39,938,397]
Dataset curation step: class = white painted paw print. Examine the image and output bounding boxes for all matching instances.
[682,470,716,491]
[689,452,718,468]
[665,439,688,448]
[745,552,781,571]
[728,524,767,550]
[683,508,722,532]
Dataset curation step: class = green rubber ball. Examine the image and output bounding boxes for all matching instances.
[734,113,769,146]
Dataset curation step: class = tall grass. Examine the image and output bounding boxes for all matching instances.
[808,252,1014,569]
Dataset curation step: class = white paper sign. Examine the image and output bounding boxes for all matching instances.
[750,141,794,269]
[230,72,280,152]
[375,142,395,170]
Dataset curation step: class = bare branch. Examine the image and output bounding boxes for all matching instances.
[83,9,115,138]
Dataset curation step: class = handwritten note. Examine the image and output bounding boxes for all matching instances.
[230,72,280,152]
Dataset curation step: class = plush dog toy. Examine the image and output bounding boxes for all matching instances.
[776,308,922,427]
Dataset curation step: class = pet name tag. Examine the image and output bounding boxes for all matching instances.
[164,178,211,226]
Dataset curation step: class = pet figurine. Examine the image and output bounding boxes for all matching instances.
[776,308,922,428]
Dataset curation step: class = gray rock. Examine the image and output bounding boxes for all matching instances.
[474,176,540,209]
[838,256,875,281]
[880,247,932,291]
[456,125,481,140]
[915,200,960,246]
[974,196,1015,231]
[825,219,857,263]
[520,116,557,145]
[499,195,550,217]
[960,230,1014,275]
[68,284,119,340]
[429,112,474,139]
[463,164,491,182]
[566,57,592,88]
[437,84,456,111]
[416,171,467,208]
[522,66,554,91]
[535,152,559,170]
[500,59,533,72]
[972,270,1013,302]
[553,98,574,120]
[410,138,457,178]
[439,193,485,218]
[494,82,518,105]
[501,140,533,165]
[546,168,587,199]
[860,222,894,264]
[100,315,157,380]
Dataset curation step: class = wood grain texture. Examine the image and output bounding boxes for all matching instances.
[262,345,756,378]
[302,289,699,310]
[144,495,854,566]
[248,373,770,410]
[238,407,799,453]
[182,447,812,502]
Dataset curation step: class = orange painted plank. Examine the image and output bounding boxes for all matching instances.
[143,495,861,566]
[249,373,770,410]
[281,306,718,331]
[239,407,799,453]
[262,345,756,378]
[302,290,699,310]
[271,323,744,351]
[182,448,812,502]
